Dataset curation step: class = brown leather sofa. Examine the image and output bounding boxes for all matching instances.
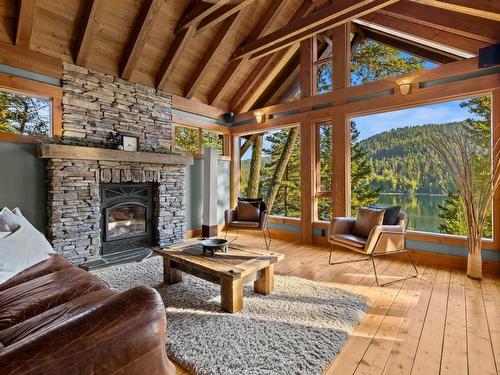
[0,254,175,375]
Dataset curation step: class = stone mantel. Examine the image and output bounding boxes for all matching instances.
[37,144,193,165]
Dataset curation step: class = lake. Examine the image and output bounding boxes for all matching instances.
[375,194,447,233]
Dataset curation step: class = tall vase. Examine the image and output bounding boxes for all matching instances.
[467,252,483,280]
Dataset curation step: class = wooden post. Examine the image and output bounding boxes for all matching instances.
[492,89,500,250]
[220,277,243,313]
[300,37,316,243]
[254,264,274,295]
[331,23,351,217]
[331,22,351,90]
[230,134,240,208]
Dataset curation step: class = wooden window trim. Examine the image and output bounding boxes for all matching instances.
[0,73,62,143]
[173,123,228,156]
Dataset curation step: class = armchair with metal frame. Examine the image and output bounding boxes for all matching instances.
[328,211,418,287]
[224,200,271,249]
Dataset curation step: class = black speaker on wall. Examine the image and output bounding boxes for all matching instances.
[223,112,235,123]
[478,44,500,68]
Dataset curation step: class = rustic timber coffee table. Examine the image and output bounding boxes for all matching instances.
[154,241,285,313]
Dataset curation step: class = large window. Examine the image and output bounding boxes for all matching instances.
[317,123,333,221]
[174,125,224,155]
[240,127,301,218]
[350,96,492,238]
[313,37,434,94]
[0,90,52,136]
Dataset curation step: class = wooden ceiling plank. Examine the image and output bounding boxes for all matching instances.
[196,0,255,35]
[156,26,196,91]
[185,12,241,99]
[207,0,289,105]
[361,27,459,64]
[75,0,107,66]
[408,0,500,22]
[175,0,233,33]
[380,1,500,44]
[15,0,37,48]
[232,0,398,61]
[357,13,489,57]
[120,0,164,80]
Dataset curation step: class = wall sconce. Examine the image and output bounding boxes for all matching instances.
[254,111,266,123]
[395,75,417,96]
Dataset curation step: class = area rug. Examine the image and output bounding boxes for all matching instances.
[95,257,367,375]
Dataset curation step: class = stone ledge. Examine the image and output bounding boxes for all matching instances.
[38,144,194,165]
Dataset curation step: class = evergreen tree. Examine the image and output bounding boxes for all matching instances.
[350,121,380,214]
[0,92,50,135]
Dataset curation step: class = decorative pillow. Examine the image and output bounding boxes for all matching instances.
[0,208,54,284]
[236,201,260,222]
[369,205,401,225]
[353,207,385,238]
[238,197,267,212]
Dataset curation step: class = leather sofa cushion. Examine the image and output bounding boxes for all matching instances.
[353,207,384,238]
[0,255,73,292]
[236,201,260,222]
[331,234,367,248]
[0,267,108,330]
[0,288,116,347]
[229,220,260,228]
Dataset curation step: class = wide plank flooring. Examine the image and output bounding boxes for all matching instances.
[173,233,499,375]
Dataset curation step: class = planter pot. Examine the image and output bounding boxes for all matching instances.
[467,253,482,280]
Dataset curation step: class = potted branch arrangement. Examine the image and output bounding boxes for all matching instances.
[429,125,500,280]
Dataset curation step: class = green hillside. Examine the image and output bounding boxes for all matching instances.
[359,122,462,194]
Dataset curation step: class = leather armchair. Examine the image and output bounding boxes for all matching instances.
[224,205,271,249]
[328,211,418,286]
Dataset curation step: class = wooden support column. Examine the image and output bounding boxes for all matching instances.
[492,89,500,249]
[230,135,240,208]
[300,37,316,243]
[331,22,351,90]
[331,22,351,217]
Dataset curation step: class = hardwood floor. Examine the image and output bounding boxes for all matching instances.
[173,233,500,375]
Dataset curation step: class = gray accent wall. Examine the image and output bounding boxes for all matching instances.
[0,142,47,232]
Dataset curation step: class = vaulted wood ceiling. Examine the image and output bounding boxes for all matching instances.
[0,0,498,113]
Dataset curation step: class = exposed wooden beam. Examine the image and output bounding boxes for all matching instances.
[15,0,37,48]
[156,26,196,90]
[232,0,398,61]
[361,27,459,64]
[120,0,164,80]
[240,134,257,156]
[185,12,241,99]
[175,0,233,33]
[75,0,107,66]
[0,41,62,78]
[196,0,255,34]
[408,0,500,22]
[231,45,300,113]
[380,1,500,44]
[300,38,315,98]
[356,13,489,57]
[228,1,316,112]
[207,0,289,105]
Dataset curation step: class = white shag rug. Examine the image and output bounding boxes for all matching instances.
[95,257,367,375]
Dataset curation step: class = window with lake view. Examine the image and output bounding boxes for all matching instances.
[350,96,492,238]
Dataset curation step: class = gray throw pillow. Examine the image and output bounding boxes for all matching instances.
[353,207,385,238]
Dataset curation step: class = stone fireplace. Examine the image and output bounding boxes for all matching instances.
[39,144,193,267]
[37,62,193,267]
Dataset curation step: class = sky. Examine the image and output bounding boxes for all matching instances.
[353,99,475,141]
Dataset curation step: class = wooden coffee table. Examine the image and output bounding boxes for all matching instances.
[154,241,285,313]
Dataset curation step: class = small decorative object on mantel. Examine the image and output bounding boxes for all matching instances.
[200,239,229,256]
[122,135,138,152]
[106,132,123,150]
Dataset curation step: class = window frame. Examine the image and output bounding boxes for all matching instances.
[172,123,229,158]
[0,73,62,143]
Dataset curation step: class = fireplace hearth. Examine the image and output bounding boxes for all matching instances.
[101,183,154,255]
